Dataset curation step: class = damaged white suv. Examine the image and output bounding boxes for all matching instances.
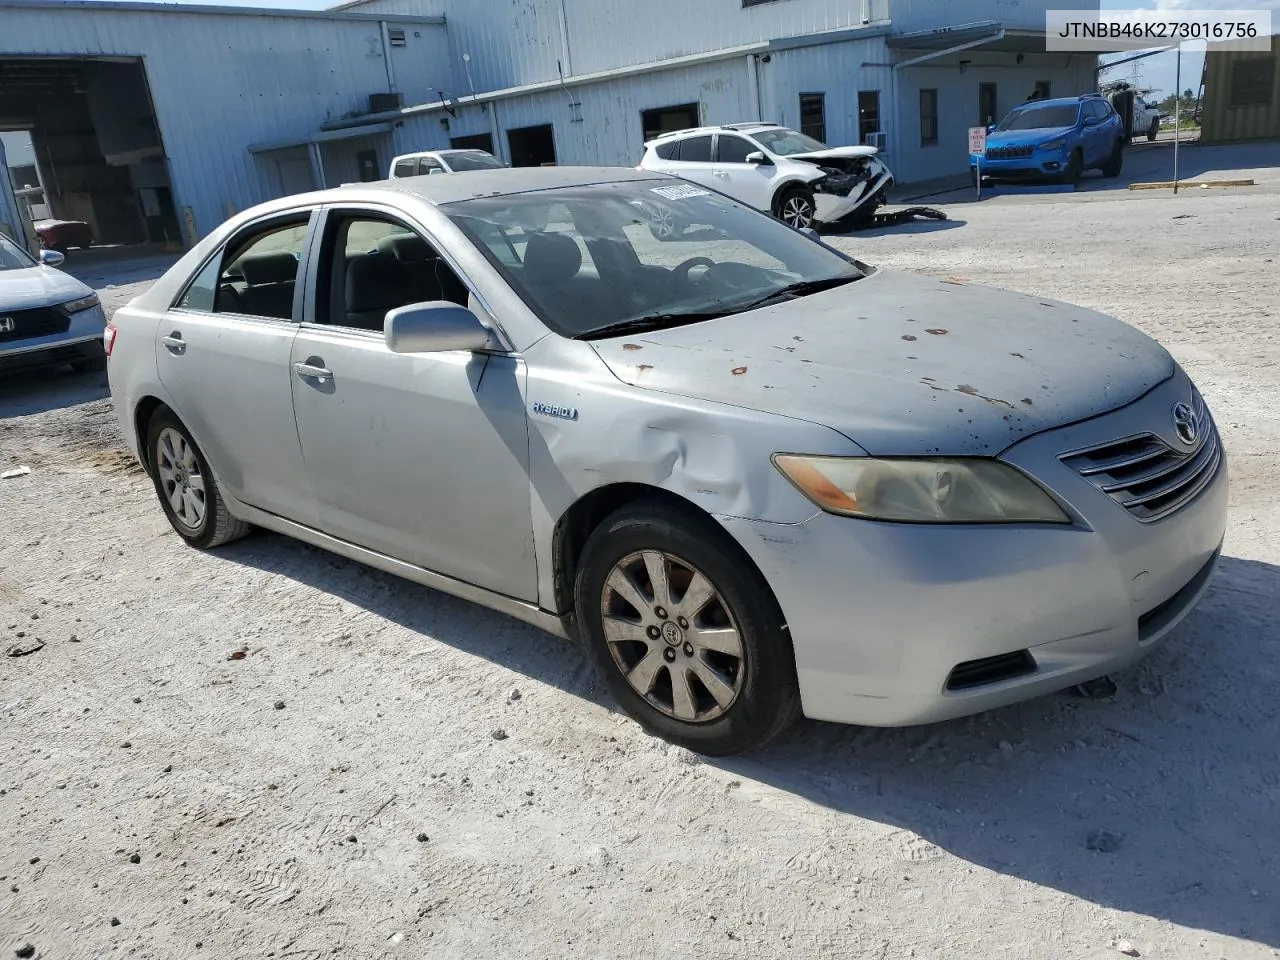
[638,122,893,233]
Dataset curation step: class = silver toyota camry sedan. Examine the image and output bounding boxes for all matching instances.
[106,167,1226,755]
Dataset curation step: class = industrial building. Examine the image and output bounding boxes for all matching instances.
[1199,33,1279,145]
[3,0,1101,250]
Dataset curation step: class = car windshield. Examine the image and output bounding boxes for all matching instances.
[749,127,829,156]
[0,232,36,271]
[446,179,863,339]
[445,151,505,171]
[997,104,1079,131]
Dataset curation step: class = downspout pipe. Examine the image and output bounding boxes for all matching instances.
[379,20,398,93]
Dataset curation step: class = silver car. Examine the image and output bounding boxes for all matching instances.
[106,168,1227,755]
[0,231,106,373]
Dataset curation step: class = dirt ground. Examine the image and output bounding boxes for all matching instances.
[3,142,1279,960]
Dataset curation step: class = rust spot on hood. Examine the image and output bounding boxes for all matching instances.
[925,328,948,336]
[943,277,968,285]
[731,366,748,375]
[636,364,653,374]
[1010,352,1025,359]
[902,334,918,341]
[1021,397,1034,406]
[792,336,804,342]
[622,343,643,351]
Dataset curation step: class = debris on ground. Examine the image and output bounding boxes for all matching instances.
[1,465,32,480]
[848,206,949,230]
[1114,939,1140,956]
[6,637,45,657]
[1086,829,1122,853]
[1073,676,1118,699]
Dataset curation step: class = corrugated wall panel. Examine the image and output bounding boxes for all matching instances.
[762,40,894,148]
[1201,37,1280,144]
[889,0,1096,33]
[1,8,450,239]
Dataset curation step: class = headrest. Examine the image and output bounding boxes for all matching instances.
[522,231,581,284]
[237,251,298,285]
[377,233,433,263]
[345,254,410,313]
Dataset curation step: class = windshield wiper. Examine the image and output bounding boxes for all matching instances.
[729,275,859,314]
[577,311,729,340]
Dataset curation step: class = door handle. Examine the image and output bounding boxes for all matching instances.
[294,360,333,383]
[161,333,185,352]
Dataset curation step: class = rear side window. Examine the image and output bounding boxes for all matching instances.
[175,218,309,320]
[653,140,679,160]
[393,158,417,177]
[678,136,713,162]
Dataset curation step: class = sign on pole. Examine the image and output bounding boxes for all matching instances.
[968,126,987,199]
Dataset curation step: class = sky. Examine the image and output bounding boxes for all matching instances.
[76,0,1280,101]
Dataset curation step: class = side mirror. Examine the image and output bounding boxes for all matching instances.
[385,301,499,354]
[745,151,772,166]
[987,124,996,134]
[39,248,65,267]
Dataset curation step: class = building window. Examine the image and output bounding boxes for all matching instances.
[978,82,998,127]
[799,93,826,142]
[1230,57,1276,107]
[919,88,939,145]
[641,103,700,142]
[857,90,881,143]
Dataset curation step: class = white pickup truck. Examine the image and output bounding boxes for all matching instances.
[1103,83,1163,141]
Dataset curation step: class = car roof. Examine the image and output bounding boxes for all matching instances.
[333,165,669,206]
[1016,96,1088,110]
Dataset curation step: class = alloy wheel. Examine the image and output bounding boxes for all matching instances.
[781,196,815,229]
[600,550,746,723]
[156,427,207,531]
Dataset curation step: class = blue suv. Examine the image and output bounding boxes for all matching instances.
[971,94,1126,186]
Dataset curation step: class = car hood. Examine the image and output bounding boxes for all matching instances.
[988,125,1074,144]
[787,145,879,162]
[0,265,91,311]
[589,270,1174,456]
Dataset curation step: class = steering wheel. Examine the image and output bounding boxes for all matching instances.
[672,256,716,284]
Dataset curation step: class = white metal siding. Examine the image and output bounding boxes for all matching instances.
[761,40,895,150]
[1,8,449,239]
[893,53,1098,183]
[890,0,1098,33]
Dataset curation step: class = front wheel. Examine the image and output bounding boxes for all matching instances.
[145,408,250,549]
[574,502,802,756]
[1062,149,1083,185]
[774,187,816,230]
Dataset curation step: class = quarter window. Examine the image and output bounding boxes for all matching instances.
[393,158,417,177]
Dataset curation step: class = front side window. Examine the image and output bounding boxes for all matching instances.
[420,158,446,175]
[316,214,468,332]
[716,135,756,164]
[176,218,309,319]
[447,181,862,340]
[0,232,36,271]
[997,104,1080,131]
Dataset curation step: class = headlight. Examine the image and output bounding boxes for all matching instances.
[61,293,100,314]
[773,455,1070,524]
[1039,139,1067,151]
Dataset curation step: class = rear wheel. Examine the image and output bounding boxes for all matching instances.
[145,408,250,549]
[574,501,802,756]
[1146,119,1159,142]
[774,186,816,230]
[1101,140,1124,178]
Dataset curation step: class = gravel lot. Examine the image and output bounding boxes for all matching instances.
[3,141,1278,960]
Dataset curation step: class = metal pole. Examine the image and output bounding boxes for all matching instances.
[1173,43,1181,195]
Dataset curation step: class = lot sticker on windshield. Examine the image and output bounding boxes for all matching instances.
[650,184,711,200]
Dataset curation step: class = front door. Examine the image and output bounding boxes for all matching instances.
[711,133,775,210]
[155,211,317,523]
[288,208,537,601]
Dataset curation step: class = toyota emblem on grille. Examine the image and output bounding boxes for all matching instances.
[1172,401,1199,446]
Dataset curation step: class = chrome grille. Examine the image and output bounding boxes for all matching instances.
[1060,391,1221,523]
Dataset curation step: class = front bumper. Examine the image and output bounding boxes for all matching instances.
[0,304,108,371]
[813,164,893,223]
[719,372,1228,727]
[971,148,1069,180]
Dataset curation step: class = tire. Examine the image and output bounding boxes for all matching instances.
[145,408,250,549]
[773,186,816,230]
[1101,140,1124,178]
[1062,149,1083,185]
[71,355,106,373]
[1146,119,1159,142]
[574,500,802,756]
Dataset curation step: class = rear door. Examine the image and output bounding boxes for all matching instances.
[665,135,718,191]
[287,204,536,600]
[156,210,319,524]
[1083,101,1110,164]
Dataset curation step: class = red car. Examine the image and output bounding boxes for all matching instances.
[35,218,95,253]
